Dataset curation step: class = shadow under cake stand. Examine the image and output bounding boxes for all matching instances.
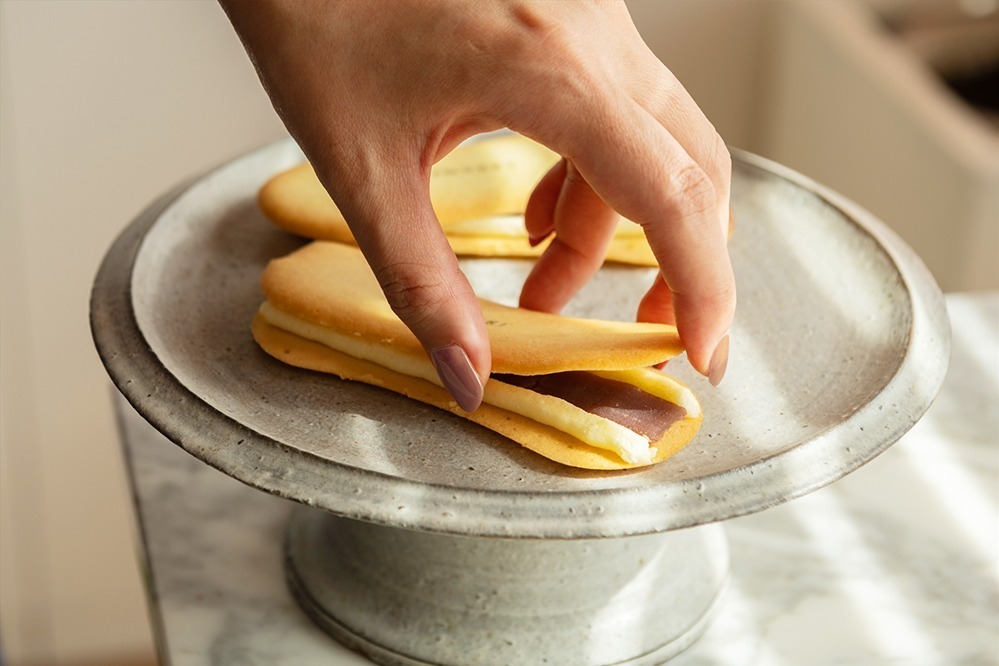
[91,139,949,665]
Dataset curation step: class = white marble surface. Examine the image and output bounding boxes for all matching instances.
[119,293,998,666]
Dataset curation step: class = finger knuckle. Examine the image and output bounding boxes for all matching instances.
[666,163,717,218]
[376,263,451,329]
[702,280,738,317]
[551,235,603,271]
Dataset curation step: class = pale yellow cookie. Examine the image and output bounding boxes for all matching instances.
[259,241,683,375]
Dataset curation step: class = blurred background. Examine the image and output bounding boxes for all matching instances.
[1,1,996,664]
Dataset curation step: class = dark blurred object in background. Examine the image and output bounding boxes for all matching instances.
[877,0,999,127]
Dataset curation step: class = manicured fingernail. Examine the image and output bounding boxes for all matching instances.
[431,343,483,412]
[528,224,555,248]
[708,334,730,387]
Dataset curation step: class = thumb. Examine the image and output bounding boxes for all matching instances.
[333,169,491,413]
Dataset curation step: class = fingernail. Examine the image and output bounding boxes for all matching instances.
[708,334,730,387]
[528,224,555,248]
[431,343,484,412]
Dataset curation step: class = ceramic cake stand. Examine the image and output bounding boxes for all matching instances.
[91,138,949,666]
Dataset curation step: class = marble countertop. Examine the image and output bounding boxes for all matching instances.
[119,292,998,665]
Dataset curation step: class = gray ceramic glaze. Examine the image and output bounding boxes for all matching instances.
[285,510,728,665]
[91,137,949,539]
[91,137,948,664]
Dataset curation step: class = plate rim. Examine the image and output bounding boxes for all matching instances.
[91,139,950,538]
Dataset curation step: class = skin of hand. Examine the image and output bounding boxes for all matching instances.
[220,0,735,412]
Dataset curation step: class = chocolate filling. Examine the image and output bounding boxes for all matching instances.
[492,371,686,441]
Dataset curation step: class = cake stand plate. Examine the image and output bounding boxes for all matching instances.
[91,139,949,665]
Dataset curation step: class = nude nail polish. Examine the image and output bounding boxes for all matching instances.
[708,334,730,387]
[431,343,484,412]
[528,222,555,247]
[528,231,552,247]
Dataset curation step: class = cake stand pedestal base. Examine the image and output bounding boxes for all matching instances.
[285,507,729,666]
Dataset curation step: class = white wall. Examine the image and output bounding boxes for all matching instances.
[1,2,284,663]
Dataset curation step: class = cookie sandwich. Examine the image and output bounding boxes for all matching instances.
[252,242,701,470]
[258,132,657,266]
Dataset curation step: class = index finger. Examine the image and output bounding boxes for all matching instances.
[543,97,735,380]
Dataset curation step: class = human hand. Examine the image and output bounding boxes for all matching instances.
[221,0,735,411]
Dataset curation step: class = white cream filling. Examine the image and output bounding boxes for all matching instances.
[259,302,666,465]
[443,215,645,239]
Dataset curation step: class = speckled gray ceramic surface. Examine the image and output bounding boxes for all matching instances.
[92,137,950,539]
[284,511,728,665]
